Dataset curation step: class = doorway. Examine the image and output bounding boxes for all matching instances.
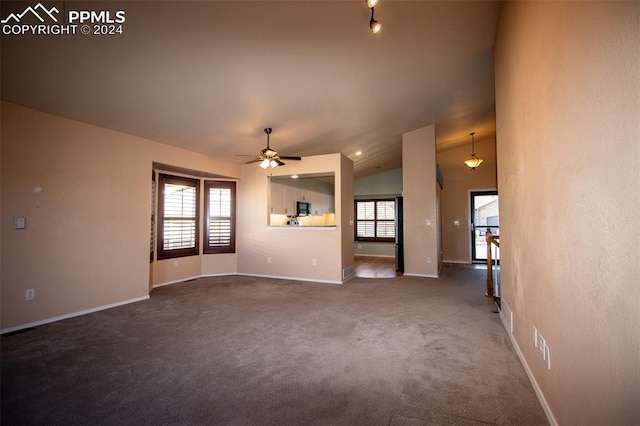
[353,196,402,278]
[470,190,499,263]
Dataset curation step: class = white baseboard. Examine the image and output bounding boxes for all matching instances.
[153,271,345,288]
[152,275,203,288]
[238,273,343,285]
[403,273,439,279]
[500,301,558,426]
[354,254,395,258]
[201,273,237,278]
[0,295,150,335]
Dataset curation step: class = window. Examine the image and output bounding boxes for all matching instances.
[157,174,200,260]
[355,199,395,242]
[204,181,236,254]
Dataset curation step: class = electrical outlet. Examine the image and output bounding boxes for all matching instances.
[267,256,271,264]
[538,336,546,360]
[312,259,318,266]
[425,219,431,226]
[426,256,432,264]
[25,289,35,301]
[545,344,551,370]
[173,260,178,268]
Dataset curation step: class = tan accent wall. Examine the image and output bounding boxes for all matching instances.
[237,153,353,283]
[402,124,440,277]
[1,102,240,330]
[495,2,640,424]
[340,154,355,279]
[437,137,497,263]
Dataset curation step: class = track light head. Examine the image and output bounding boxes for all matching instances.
[370,19,382,34]
[369,8,382,34]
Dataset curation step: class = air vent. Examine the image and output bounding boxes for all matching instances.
[343,265,355,281]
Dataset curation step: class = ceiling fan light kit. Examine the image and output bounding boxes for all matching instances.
[464,132,483,170]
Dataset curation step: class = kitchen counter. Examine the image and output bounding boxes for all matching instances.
[266,226,337,230]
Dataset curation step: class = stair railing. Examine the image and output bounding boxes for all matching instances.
[485,228,500,302]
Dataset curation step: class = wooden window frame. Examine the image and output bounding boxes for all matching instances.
[204,181,236,254]
[157,174,200,260]
[354,199,395,243]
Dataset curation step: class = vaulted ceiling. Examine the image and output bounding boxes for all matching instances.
[1,1,501,178]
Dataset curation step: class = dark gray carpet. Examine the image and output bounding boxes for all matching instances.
[1,267,548,425]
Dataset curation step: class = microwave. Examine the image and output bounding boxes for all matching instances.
[296,201,310,216]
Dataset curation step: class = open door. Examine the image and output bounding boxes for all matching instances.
[470,190,499,263]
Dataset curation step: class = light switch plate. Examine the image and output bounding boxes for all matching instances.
[13,216,26,229]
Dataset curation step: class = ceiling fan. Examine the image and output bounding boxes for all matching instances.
[245,128,302,169]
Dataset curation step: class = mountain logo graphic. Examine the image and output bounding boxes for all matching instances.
[1,3,59,24]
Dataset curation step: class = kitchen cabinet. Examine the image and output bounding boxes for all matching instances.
[270,183,287,214]
[271,183,335,216]
[269,173,335,218]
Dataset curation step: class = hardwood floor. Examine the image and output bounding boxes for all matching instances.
[354,255,400,278]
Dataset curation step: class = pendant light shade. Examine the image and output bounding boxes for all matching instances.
[464,132,483,170]
[464,156,484,169]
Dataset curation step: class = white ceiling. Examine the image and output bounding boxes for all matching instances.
[1,1,501,178]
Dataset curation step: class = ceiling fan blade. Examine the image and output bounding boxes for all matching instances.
[279,156,302,160]
[244,158,260,164]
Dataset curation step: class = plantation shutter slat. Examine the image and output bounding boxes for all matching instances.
[357,221,375,238]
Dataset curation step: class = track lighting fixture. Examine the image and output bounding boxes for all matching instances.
[366,0,382,34]
[370,10,382,34]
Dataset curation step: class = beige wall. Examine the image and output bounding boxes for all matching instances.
[437,137,497,263]
[1,102,240,330]
[495,2,640,424]
[340,154,355,279]
[237,153,353,283]
[354,167,402,257]
[402,124,440,277]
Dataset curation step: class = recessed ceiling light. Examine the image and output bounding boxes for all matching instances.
[355,151,362,156]
[291,175,299,179]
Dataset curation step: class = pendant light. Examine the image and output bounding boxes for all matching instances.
[464,132,483,170]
